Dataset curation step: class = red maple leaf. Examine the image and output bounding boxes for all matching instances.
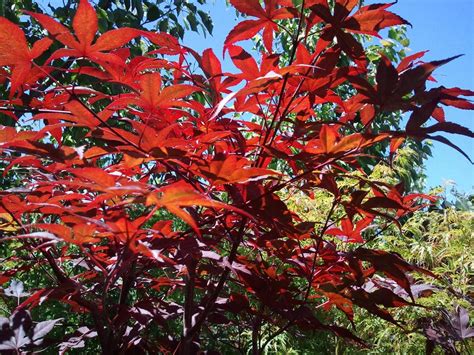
[308,0,409,67]
[225,0,295,51]
[26,0,141,66]
[0,18,52,96]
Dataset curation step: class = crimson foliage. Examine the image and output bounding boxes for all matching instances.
[0,0,472,353]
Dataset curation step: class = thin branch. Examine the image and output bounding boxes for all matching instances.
[0,107,71,114]
[175,220,247,352]
[255,0,306,167]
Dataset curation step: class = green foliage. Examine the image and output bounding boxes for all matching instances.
[0,0,212,39]
[348,204,474,354]
[286,175,473,354]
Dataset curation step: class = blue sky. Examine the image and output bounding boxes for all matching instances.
[393,0,474,192]
[183,0,474,193]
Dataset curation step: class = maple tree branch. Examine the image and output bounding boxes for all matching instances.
[267,44,327,147]
[0,204,69,283]
[256,0,306,166]
[30,63,209,196]
[252,313,262,355]
[176,220,247,351]
[259,198,336,353]
[0,0,469,353]
[181,258,197,353]
[0,107,71,114]
[118,258,136,308]
[0,204,109,346]
[79,246,108,276]
[275,21,294,38]
[305,200,336,298]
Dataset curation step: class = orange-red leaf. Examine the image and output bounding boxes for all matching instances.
[146,181,251,234]
[229,0,266,18]
[73,0,98,47]
[225,20,264,49]
[26,11,78,48]
[0,17,30,65]
[70,167,116,187]
[198,156,280,185]
[92,28,142,52]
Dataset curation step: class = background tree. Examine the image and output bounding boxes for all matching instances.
[0,0,212,37]
[287,169,474,354]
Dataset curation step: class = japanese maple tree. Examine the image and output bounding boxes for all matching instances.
[0,0,473,353]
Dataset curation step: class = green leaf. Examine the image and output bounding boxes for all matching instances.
[158,19,168,32]
[97,8,109,32]
[134,0,144,20]
[147,4,161,22]
[174,0,183,14]
[187,13,198,32]
[198,10,213,34]
[185,2,197,12]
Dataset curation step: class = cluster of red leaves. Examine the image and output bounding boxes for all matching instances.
[0,0,472,353]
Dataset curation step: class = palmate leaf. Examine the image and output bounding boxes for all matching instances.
[146,181,252,234]
[195,155,280,185]
[450,306,474,340]
[0,310,61,351]
[58,327,98,353]
[26,0,141,66]
[225,0,294,51]
[3,280,30,298]
[307,0,409,66]
[352,248,435,301]
[0,18,52,96]
[326,216,373,243]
